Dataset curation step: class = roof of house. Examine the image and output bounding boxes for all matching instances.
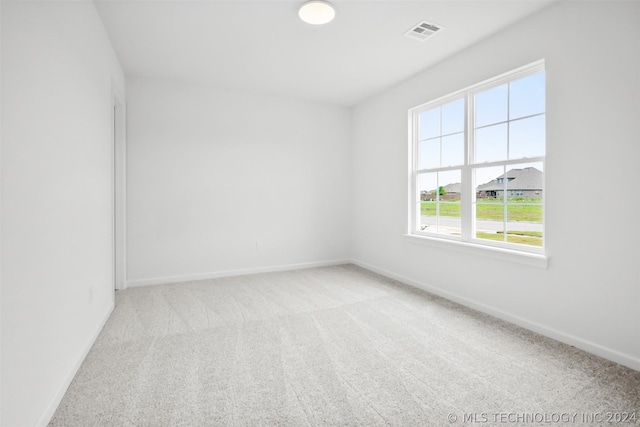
[422,182,461,194]
[477,167,542,192]
[443,182,461,194]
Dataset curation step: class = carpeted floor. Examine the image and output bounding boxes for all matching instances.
[50,264,640,426]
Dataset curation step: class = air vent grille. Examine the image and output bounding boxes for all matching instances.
[404,21,443,41]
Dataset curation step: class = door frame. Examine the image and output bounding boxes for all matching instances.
[112,87,127,291]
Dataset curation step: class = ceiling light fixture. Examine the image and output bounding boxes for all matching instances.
[298,1,336,25]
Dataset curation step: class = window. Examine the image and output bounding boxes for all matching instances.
[409,61,545,254]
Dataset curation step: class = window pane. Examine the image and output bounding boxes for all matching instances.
[438,170,461,204]
[475,123,507,163]
[505,208,543,247]
[419,108,440,141]
[507,203,542,222]
[475,165,505,241]
[418,171,461,235]
[437,170,461,235]
[475,165,505,199]
[438,205,461,235]
[441,99,464,135]
[509,115,545,159]
[418,138,440,169]
[476,200,505,241]
[510,72,545,120]
[441,133,464,167]
[504,162,543,204]
[420,202,437,232]
[505,162,543,246]
[475,84,507,127]
[418,173,438,199]
[418,173,438,232]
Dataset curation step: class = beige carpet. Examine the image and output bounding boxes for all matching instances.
[50,264,640,426]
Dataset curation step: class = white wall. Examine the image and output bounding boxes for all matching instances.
[126,78,352,285]
[351,1,640,369]
[1,2,637,425]
[0,0,4,422]
[1,1,125,425]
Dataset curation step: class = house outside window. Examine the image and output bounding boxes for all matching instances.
[409,61,545,253]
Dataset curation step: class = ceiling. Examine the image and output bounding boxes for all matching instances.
[95,0,556,106]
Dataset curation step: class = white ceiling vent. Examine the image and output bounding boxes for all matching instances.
[404,21,442,41]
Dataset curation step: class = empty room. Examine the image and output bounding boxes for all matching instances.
[1,0,640,425]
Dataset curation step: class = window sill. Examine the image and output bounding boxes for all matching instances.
[403,234,548,269]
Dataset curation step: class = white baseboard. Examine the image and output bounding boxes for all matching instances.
[126,259,351,288]
[36,300,115,427]
[351,259,640,372]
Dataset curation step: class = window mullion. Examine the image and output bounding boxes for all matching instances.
[413,112,420,234]
[503,165,508,242]
[461,167,472,241]
[461,96,473,241]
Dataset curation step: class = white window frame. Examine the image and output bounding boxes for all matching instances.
[407,60,546,266]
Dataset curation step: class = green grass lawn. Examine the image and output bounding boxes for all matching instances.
[476,231,543,246]
[421,199,542,222]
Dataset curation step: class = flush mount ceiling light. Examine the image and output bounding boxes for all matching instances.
[298,0,336,25]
